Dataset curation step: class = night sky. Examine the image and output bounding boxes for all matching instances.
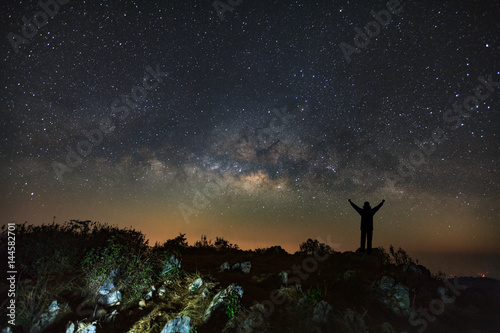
[1,0,499,276]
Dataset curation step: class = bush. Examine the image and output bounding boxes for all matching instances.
[432,270,447,281]
[377,246,392,265]
[255,245,288,256]
[298,238,334,256]
[225,294,241,319]
[389,245,416,266]
[0,220,149,330]
[81,235,155,308]
[304,287,322,306]
[194,234,213,248]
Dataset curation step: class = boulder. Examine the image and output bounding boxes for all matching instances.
[160,316,193,333]
[201,288,210,298]
[241,261,251,274]
[437,286,446,297]
[189,278,203,292]
[30,300,69,333]
[334,308,368,333]
[161,255,181,277]
[278,271,288,285]
[379,276,395,292]
[99,269,120,295]
[204,284,244,323]
[104,309,119,323]
[392,284,410,316]
[377,276,410,316]
[380,321,396,333]
[232,263,241,271]
[98,290,122,307]
[343,270,356,280]
[96,269,122,307]
[312,300,332,324]
[220,262,231,271]
[65,322,97,333]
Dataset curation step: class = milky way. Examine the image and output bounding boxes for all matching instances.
[1,0,499,267]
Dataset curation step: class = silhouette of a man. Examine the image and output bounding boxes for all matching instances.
[348,199,385,254]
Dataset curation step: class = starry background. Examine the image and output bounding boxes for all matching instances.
[1,0,499,277]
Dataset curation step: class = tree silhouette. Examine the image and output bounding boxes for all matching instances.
[298,238,334,256]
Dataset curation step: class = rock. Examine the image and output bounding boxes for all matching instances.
[65,321,96,333]
[220,261,231,271]
[105,309,118,323]
[158,286,166,297]
[145,285,155,300]
[312,300,332,324]
[80,324,97,333]
[98,290,122,307]
[227,303,267,333]
[189,278,203,292]
[65,322,75,333]
[278,271,288,285]
[160,316,193,333]
[138,299,146,308]
[379,276,395,292]
[377,276,410,316]
[229,261,251,274]
[201,288,210,298]
[96,269,121,307]
[94,308,107,320]
[78,322,97,333]
[392,284,410,316]
[343,270,356,280]
[99,269,120,295]
[334,308,368,333]
[241,261,251,274]
[162,255,181,277]
[204,284,244,323]
[30,300,65,333]
[380,321,396,333]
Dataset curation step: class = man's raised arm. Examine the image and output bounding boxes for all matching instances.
[372,199,385,213]
[348,199,363,214]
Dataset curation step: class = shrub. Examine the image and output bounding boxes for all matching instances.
[159,233,189,250]
[214,236,239,251]
[389,245,416,266]
[377,246,392,265]
[194,234,213,248]
[304,287,322,306]
[433,270,447,281]
[298,238,334,256]
[225,294,241,319]
[0,220,149,329]
[81,235,154,308]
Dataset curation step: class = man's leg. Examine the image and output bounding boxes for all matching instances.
[360,230,366,251]
[367,230,373,254]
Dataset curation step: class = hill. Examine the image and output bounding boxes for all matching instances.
[1,221,498,333]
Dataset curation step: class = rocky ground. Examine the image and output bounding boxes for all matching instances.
[2,247,499,333]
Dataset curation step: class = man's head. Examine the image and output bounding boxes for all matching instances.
[363,201,370,208]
